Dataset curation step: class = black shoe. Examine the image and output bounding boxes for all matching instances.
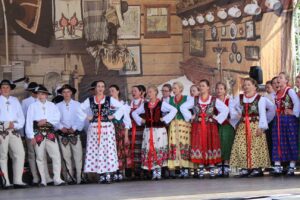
[47,181,54,186]
[67,181,76,185]
[248,169,264,177]
[38,183,46,187]
[286,167,295,176]
[31,182,40,187]
[3,185,14,189]
[14,184,29,189]
[99,176,106,184]
[239,168,250,178]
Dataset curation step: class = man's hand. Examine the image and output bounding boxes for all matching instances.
[31,138,36,146]
[61,127,68,134]
[38,119,47,127]
[8,122,14,129]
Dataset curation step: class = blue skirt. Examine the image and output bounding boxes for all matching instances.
[272,115,299,162]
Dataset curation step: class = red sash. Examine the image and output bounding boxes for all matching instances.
[96,96,104,144]
[245,103,252,168]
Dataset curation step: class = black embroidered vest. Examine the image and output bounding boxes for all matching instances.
[89,96,111,123]
[144,101,165,128]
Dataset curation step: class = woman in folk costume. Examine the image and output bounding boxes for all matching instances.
[215,82,235,177]
[167,82,193,178]
[77,80,124,184]
[128,85,146,179]
[180,79,229,179]
[272,72,300,176]
[295,76,300,161]
[132,86,177,180]
[230,78,275,177]
[109,85,132,181]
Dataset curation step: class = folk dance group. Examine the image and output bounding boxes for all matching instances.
[0,71,300,189]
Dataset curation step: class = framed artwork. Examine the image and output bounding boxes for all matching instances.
[144,4,170,38]
[221,26,226,37]
[118,6,141,39]
[245,20,256,40]
[230,22,237,39]
[190,29,206,57]
[231,42,238,54]
[236,52,243,63]
[119,45,143,76]
[245,46,260,60]
[211,26,218,41]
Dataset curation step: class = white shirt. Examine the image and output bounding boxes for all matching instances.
[78,96,124,123]
[26,100,61,139]
[162,96,171,103]
[0,95,25,130]
[22,96,36,117]
[111,100,132,129]
[180,95,229,124]
[132,101,178,126]
[56,99,84,131]
[229,94,274,130]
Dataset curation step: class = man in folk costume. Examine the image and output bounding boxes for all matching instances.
[22,82,53,186]
[26,85,65,186]
[132,85,177,180]
[55,84,84,184]
[0,80,27,189]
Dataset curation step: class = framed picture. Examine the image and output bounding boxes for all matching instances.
[230,22,237,39]
[190,29,205,57]
[245,46,260,60]
[144,4,170,38]
[118,6,141,39]
[221,26,226,37]
[245,20,256,40]
[211,26,218,41]
[119,45,143,76]
[231,42,238,54]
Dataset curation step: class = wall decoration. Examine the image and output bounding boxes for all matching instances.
[230,22,237,39]
[245,46,260,60]
[231,42,238,54]
[236,52,242,63]
[118,6,141,39]
[221,26,226,37]
[144,4,170,38]
[211,26,218,41]
[239,27,244,36]
[54,0,84,40]
[229,53,235,63]
[245,20,256,40]
[190,29,206,57]
[119,45,143,76]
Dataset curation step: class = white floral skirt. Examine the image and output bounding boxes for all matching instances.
[84,122,119,174]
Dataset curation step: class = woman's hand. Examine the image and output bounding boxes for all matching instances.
[256,128,263,137]
[284,109,293,115]
[108,115,115,120]
[124,129,130,145]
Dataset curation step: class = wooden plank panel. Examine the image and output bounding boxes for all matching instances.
[143,63,182,75]
[142,53,182,65]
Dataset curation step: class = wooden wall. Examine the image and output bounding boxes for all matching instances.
[0,0,183,101]
[182,10,290,92]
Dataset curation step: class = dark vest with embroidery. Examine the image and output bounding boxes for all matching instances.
[89,96,111,123]
[144,101,165,128]
[192,96,217,123]
[239,94,260,122]
[275,88,294,115]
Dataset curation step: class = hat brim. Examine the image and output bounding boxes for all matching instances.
[26,87,36,92]
[57,87,77,95]
[0,83,16,90]
[34,90,52,95]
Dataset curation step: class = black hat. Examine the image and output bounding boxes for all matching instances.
[26,82,38,91]
[34,85,52,95]
[57,84,77,95]
[52,95,64,104]
[0,80,16,90]
[89,81,97,91]
[121,1,128,14]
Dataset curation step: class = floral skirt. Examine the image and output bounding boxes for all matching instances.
[114,122,131,170]
[230,121,270,169]
[218,124,235,161]
[168,119,193,169]
[141,127,168,170]
[84,122,119,174]
[272,115,298,162]
[191,121,221,165]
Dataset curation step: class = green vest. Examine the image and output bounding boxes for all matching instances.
[169,95,187,120]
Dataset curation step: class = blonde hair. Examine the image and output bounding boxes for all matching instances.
[173,81,184,92]
[147,85,158,95]
[279,72,290,83]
